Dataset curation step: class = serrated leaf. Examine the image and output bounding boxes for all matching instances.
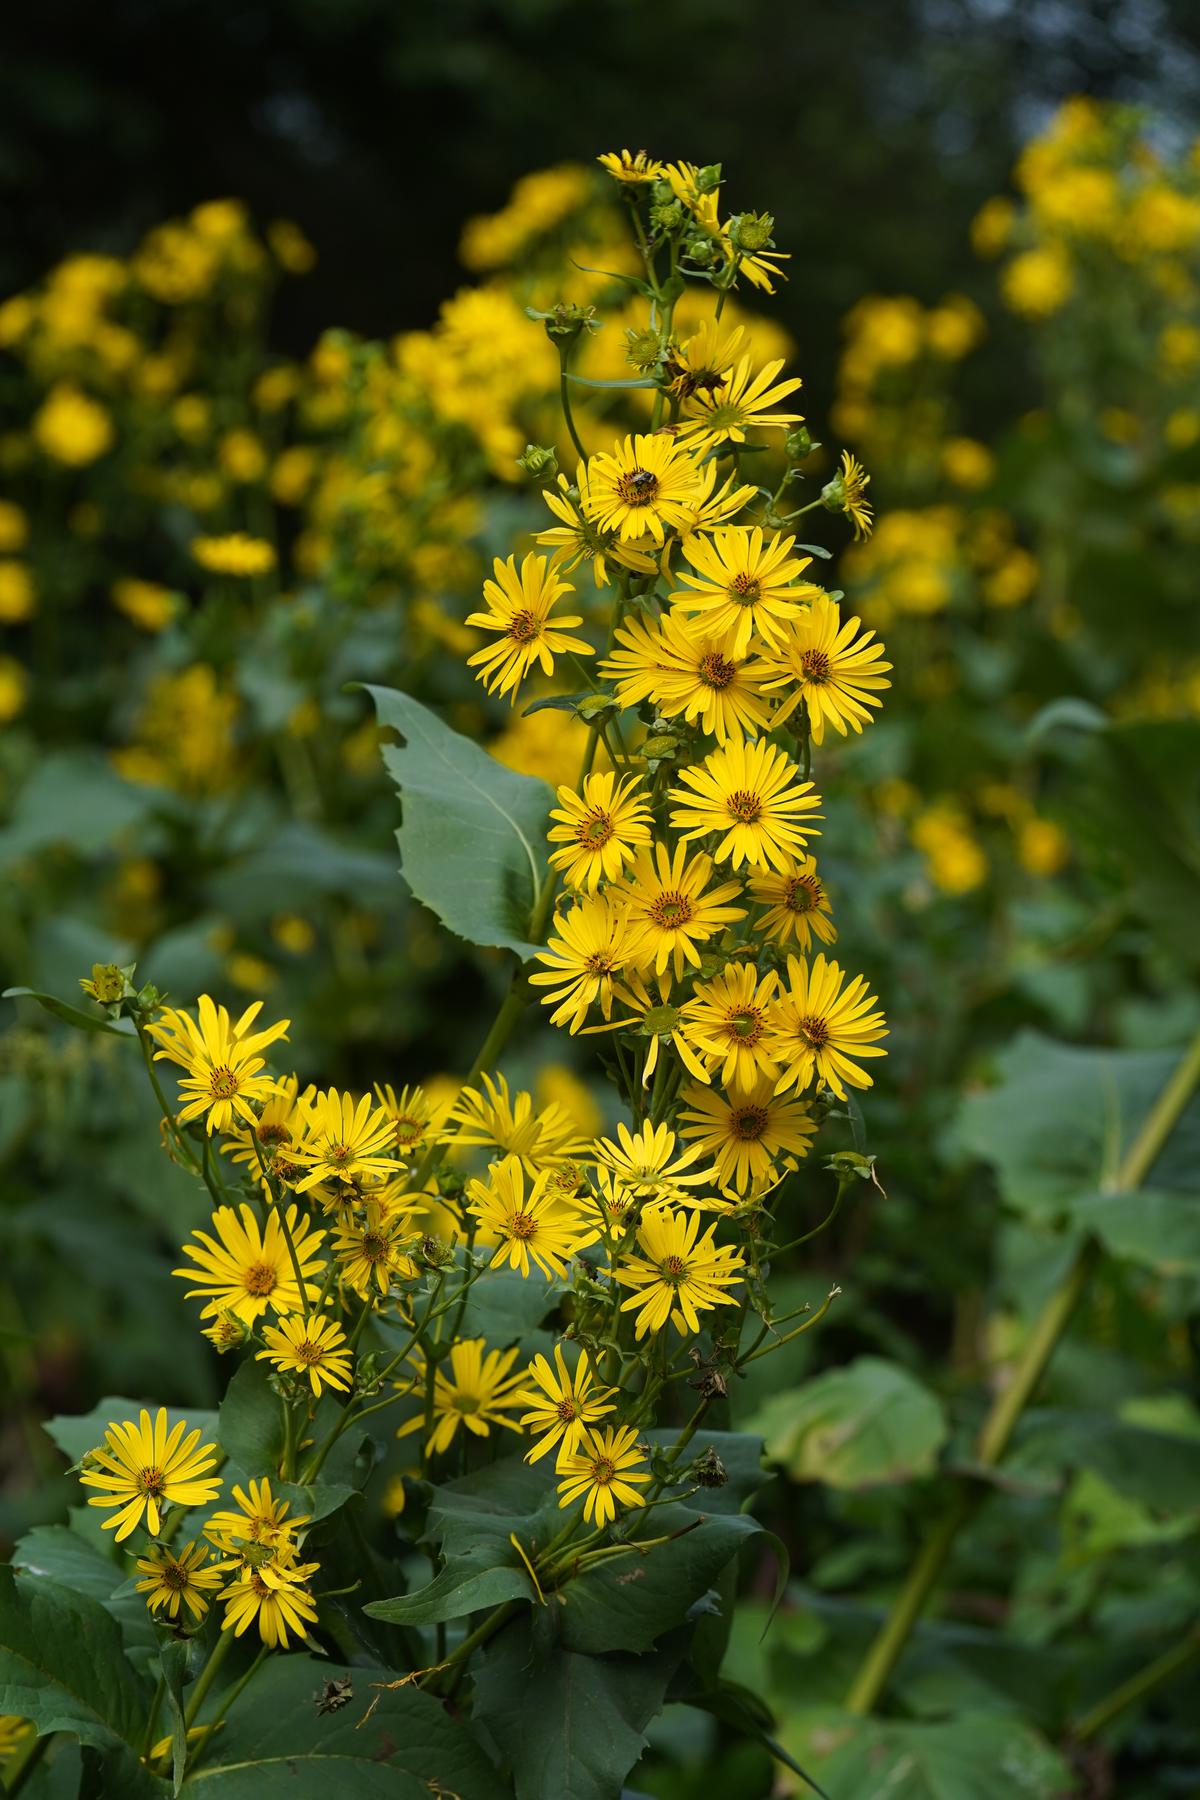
[0,1564,152,1754]
[3,988,137,1037]
[365,685,553,960]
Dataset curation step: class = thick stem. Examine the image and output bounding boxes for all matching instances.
[183,1628,235,1729]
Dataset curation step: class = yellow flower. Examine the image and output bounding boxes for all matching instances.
[0,657,28,723]
[615,1204,745,1337]
[147,996,289,1135]
[675,356,803,453]
[1002,245,1073,318]
[0,561,35,623]
[586,968,712,1088]
[445,1071,584,1169]
[598,148,664,184]
[582,433,706,544]
[174,1202,326,1324]
[396,1338,526,1455]
[536,464,659,587]
[678,1075,817,1195]
[0,499,29,552]
[761,594,891,744]
[824,451,874,539]
[290,1088,400,1192]
[519,1344,617,1466]
[767,953,888,1101]
[662,321,747,401]
[332,1195,419,1297]
[219,428,267,483]
[530,893,639,1032]
[613,842,746,978]
[258,1311,353,1396]
[0,1718,34,1759]
[680,962,782,1088]
[204,1477,308,1554]
[599,610,772,743]
[668,737,822,873]
[203,1312,250,1354]
[79,1407,221,1541]
[190,532,277,577]
[111,578,180,632]
[33,383,114,465]
[373,1082,451,1155]
[466,553,592,703]
[220,1553,321,1650]
[466,1154,599,1279]
[222,1076,314,1191]
[592,1118,714,1201]
[547,770,653,891]
[134,1540,223,1624]
[556,1425,650,1527]
[671,527,815,657]
[748,855,837,950]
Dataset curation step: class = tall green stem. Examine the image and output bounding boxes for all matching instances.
[1072,1625,1200,1743]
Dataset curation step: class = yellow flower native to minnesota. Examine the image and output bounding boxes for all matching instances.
[592,1118,713,1201]
[748,855,838,951]
[466,1155,599,1279]
[674,355,803,453]
[220,1553,321,1650]
[134,1540,223,1624]
[289,1088,400,1193]
[598,148,665,185]
[79,1407,221,1541]
[536,464,659,587]
[222,1074,315,1190]
[519,1344,617,1467]
[174,1202,326,1324]
[762,594,891,744]
[204,1477,308,1554]
[445,1070,584,1169]
[614,842,746,979]
[547,770,653,892]
[583,433,705,544]
[147,995,289,1135]
[679,961,782,1089]
[669,738,822,873]
[190,532,277,577]
[396,1339,526,1455]
[678,1075,817,1194]
[599,610,772,743]
[767,953,888,1101]
[332,1195,419,1298]
[616,1204,745,1337]
[466,553,592,703]
[823,451,874,539]
[257,1312,353,1396]
[374,1082,450,1156]
[556,1425,651,1527]
[671,527,816,657]
[530,893,638,1032]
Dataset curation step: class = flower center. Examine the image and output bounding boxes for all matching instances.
[507,609,540,643]
[732,1105,769,1141]
[161,1561,189,1590]
[362,1233,389,1262]
[295,1338,325,1365]
[584,950,617,975]
[660,1253,688,1282]
[327,1143,351,1164]
[258,1122,291,1146]
[698,651,737,689]
[209,1066,239,1099]
[139,1466,166,1497]
[592,1457,616,1486]
[455,1392,482,1416]
[727,788,763,824]
[250,1571,271,1599]
[800,648,832,684]
[557,1398,577,1422]
[617,467,659,505]
[507,1211,538,1240]
[650,891,694,929]
[731,573,761,603]
[799,1015,830,1048]
[729,1008,762,1042]
[784,875,819,913]
[576,808,615,849]
[244,1262,278,1296]
[395,1116,424,1146]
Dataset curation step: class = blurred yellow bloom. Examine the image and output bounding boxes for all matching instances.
[0,499,29,551]
[111,578,179,632]
[191,532,276,577]
[33,383,114,464]
[0,561,35,623]
[0,657,28,722]
[1002,245,1073,317]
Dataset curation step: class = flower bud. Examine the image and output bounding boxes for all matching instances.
[785,426,815,461]
[729,211,775,253]
[518,443,558,480]
[529,302,599,344]
[696,164,723,194]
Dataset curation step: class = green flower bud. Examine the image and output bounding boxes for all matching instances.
[729,211,775,253]
[785,426,816,461]
[625,327,664,375]
[518,443,558,479]
[696,164,723,194]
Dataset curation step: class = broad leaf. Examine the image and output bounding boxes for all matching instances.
[0,1564,152,1754]
[10,1526,157,1665]
[427,1456,561,1560]
[1067,1187,1200,1274]
[0,752,152,868]
[365,1551,533,1627]
[1011,1407,1200,1512]
[366,684,553,959]
[218,1359,284,1473]
[746,1356,948,1489]
[785,1708,1074,1799]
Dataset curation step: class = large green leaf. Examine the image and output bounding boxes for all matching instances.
[366,684,553,959]
[427,1455,561,1560]
[0,1564,152,1754]
[784,1708,1074,1799]
[1081,720,1200,965]
[0,751,153,868]
[217,1359,284,1473]
[10,1526,157,1665]
[1011,1407,1200,1512]
[364,1552,533,1627]
[746,1356,948,1489]
[1067,1187,1200,1274]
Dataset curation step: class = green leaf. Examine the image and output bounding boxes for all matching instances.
[1068,1187,1200,1274]
[0,751,152,868]
[427,1456,561,1561]
[456,1265,564,1342]
[364,1553,533,1626]
[746,1356,948,1489]
[10,1526,158,1666]
[1012,1407,1200,1512]
[1023,695,1108,745]
[1081,721,1200,964]
[3,988,137,1037]
[0,1564,152,1754]
[218,1360,284,1472]
[785,1708,1074,1799]
[186,1652,505,1798]
[365,684,553,960]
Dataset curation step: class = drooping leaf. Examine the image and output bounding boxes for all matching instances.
[746,1356,948,1489]
[366,684,553,959]
[0,1564,152,1755]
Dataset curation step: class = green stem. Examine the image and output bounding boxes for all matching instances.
[135,1023,202,1178]
[559,352,589,464]
[425,1599,521,1691]
[183,1627,235,1729]
[253,1134,312,1319]
[1072,1626,1200,1743]
[185,1646,269,1774]
[739,1285,840,1367]
[843,1028,1200,1717]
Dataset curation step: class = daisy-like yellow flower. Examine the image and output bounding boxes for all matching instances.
[586,968,712,1088]
[674,356,803,454]
[613,842,746,979]
[204,1477,308,1554]
[80,1408,221,1541]
[680,962,782,1088]
[220,1554,320,1650]
[173,1202,326,1324]
[748,855,837,950]
[519,1344,617,1467]
[373,1082,450,1156]
[761,594,891,744]
[257,1311,353,1396]
[598,148,664,184]
[332,1195,419,1298]
[290,1088,399,1192]
[583,433,706,544]
[767,953,889,1100]
[662,320,747,402]
[679,1075,817,1194]
[671,527,816,658]
[669,738,822,873]
[146,995,289,1135]
[547,770,653,891]
[222,1075,315,1189]
[536,465,659,588]
[588,1167,643,1242]
[466,554,592,703]
[134,1540,223,1624]
[203,1311,250,1354]
[396,1338,526,1455]
[824,450,873,539]
[592,1119,713,1199]
[556,1425,650,1527]
[599,610,772,743]
[615,1205,745,1338]
[466,1154,599,1279]
[530,893,638,1032]
[675,464,758,543]
[445,1071,584,1169]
